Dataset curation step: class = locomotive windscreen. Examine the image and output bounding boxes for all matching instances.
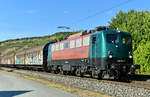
[106,34,117,43]
[121,35,131,45]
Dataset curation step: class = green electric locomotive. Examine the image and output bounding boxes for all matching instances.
[44,27,139,80]
[89,29,134,79]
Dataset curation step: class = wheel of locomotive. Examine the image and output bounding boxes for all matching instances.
[98,71,105,80]
[91,70,97,78]
[60,69,64,75]
[70,67,76,76]
[47,67,52,73]
[54,70,59,74]
[114,70,120,81]
[63,71,69,75]
[75,68,83,77]
[61,71,68,75]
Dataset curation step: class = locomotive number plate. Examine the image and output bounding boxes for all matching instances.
[117,60,126,62]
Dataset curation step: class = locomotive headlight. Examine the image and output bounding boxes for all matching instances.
[131,65,135,68]
[109,55,112,58]
[129,55,132,59]
[109,51,113,58]
[129,51,132,59]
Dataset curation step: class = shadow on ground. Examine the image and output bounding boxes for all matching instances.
[0,90,32,97]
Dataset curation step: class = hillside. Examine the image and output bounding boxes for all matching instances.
[0,31,79,56]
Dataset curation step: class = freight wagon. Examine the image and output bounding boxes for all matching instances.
[1,45,44,66]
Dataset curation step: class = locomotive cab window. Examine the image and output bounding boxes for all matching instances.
[121,35,131,45]
[106,34,117,44]
[92,36,96,44]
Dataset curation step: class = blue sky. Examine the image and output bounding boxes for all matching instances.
[0,0,149,41]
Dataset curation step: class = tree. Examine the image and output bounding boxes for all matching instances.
[109,10,150,73]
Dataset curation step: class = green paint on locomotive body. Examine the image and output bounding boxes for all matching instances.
[89,31,106,58]
[105,30,131,58]
[89,30,132,59]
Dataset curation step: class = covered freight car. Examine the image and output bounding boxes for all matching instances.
[1,45,44,66]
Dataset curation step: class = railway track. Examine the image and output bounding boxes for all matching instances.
[44,72,150,90]
[1,64,150,90]
[0,64,43,71]
[1,66,150,97]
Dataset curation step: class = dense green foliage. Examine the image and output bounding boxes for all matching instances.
[109,10,150,73]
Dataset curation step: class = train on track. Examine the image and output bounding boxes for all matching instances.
[0,27,140,80]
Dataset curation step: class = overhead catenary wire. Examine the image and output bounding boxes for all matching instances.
[67,0,135,27]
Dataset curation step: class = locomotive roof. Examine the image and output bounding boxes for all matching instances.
[91,30,131,36]
[50,30,131,46]
[51,33,91,45]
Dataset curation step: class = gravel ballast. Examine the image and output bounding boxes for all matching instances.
[2,67,150,97]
